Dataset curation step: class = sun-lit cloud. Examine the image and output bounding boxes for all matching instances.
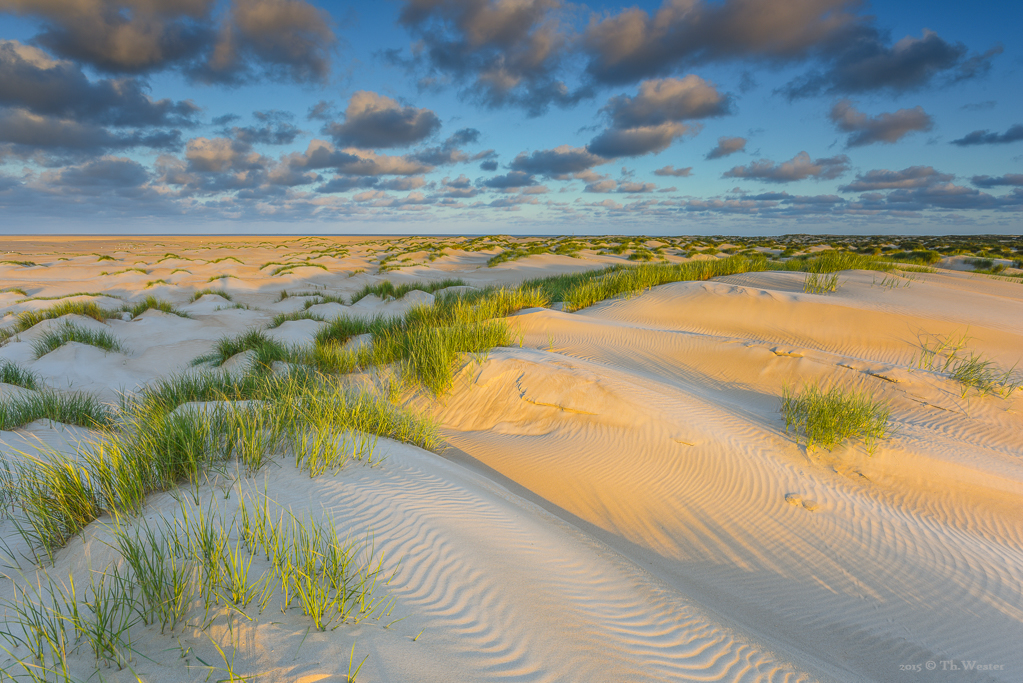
[723,151,850,183]
[0,0,335,84]
[828,100,933,147]
[705,136,746,159]
[839,166,953,192]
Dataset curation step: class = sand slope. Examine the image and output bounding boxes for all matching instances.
[434,269,1023,682]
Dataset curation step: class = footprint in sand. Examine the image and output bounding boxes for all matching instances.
[784,493,820,511]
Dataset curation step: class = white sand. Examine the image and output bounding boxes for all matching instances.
[0,236,1019,682]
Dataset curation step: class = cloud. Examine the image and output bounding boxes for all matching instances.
[224,110,301,145]
[587,122,691,158]
[185,136,265,172]
[600,76,730,128]
[828,99,932,147]
[0,40,200,128]
[479,159,498,171]
[379,176,427,191]
[0,107,182,154]
[584,179,617,193]
[705,136,746,159]
[315,175,379,193]
[203,0,335,83]
[961,100,996,111]
[2,0,335,84]
[723,151,850,182]
[393,0,575,115]
[322,91,441,149]
[654,165,692,177]
[839,166,953,192]
[584,76,727,157]
[782,30,999,98]
[884,182,1013,211]
[617,180,656,193]
[509,145,605,176]
[410,128,483,165]
[582,0,862,86]
[40,156,150,190]
[951,124,1023,146]
[289,140,433,176]
[481,170,536,188]
[971,174,1023,188]
[439,174,479,197]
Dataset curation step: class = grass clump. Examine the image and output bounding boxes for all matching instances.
[32,321,127,359]
[778,250,896,275]
[781,383,892,453]
[917,329,1020,399]
[533,254,767,312]
[6,301,116,334]
[191,330,290,369]
[349,278,467,304]
[0,388,115,430]
[0,360,39,389]
[14,449,104,560]
[803,271,840,294]
[190,288,233,302]
[4,370,437,561]
[268,310,326,328]
[123,296,189,319]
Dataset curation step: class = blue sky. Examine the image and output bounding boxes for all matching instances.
[0,0,1020,235]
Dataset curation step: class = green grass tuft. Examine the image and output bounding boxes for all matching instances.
[349,278,467,304]
[190,288,233,302]
[32,321,127,359]
[123,296,190,319]
[0,387,115,430]
[268,310,326,328]
[192,330,290,369]
[782,383,892,453]
[7,300,117,334]
[917,329,1021,398]
[0,360,39,389]
[803,271,839,294]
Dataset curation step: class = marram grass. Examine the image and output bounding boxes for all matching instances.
[781,382,892,454]
[0,387,115,430]
[917,329,1021,399]
[3,368,438,560]
[32,321,127,359]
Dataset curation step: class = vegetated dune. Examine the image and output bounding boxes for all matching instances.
[0,236,1019,683]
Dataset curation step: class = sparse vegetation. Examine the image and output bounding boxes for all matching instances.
[191,330,290,368]
[917,329,1021,398]
[804,271,840,294]
[32,321,127,358]
[3,301,117,338]
[0,387,115,430]
[781,383,892,453]
[0,360,39,389]
[190,288,233,302]
[268,310,326,328]
[349,278,468,304]
[123,296,190,319]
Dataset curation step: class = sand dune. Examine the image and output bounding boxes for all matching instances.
[0,237,1019,682]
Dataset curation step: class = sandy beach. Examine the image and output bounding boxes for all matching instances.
[0,235,1020,683]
